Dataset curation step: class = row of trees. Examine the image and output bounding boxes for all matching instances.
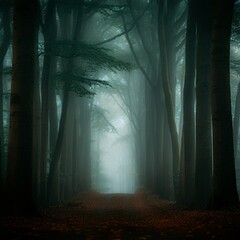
[115,0,239,209]
[0,0,132,214]
[0,0,239,215]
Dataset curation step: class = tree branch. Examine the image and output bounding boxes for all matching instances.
[94,1,150,46]
[121,13,155,89]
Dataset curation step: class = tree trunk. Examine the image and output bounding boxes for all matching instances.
[194,0,213,209]
[6,0,39,215]
[234,81,240,160]
[182,0,196,206]
[40,0,56,206]
[78,98,92,191]
[124,1,165,195]
[0,1,11,202]
[211,0,239,208]
[33,36,41,209]
[47,88,69,204]
[234,81,240,195]
[157,0,180,200]
[47,2,84,203]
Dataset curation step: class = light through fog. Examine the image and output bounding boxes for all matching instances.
[87,11,138,193]
[91,85,136,194]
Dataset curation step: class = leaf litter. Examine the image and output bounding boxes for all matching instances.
[1,191,240,239]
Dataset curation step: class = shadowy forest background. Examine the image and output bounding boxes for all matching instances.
[0,0,240,215]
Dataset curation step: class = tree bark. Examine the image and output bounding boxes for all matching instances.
[182,0,196,206]
[211,0,239,208]
[194,0,213,209]
[157,0,180,200]
[234,81,240,160]
[47,88,69,204]
[6,0,39,215]
[40,0,57,207]
[0,1,11,202]
[78,98,91,191]
[47,2,83,203]
[33,35,41,209]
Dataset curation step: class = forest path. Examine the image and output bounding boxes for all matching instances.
[1,191,240,239]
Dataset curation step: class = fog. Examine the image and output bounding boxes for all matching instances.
[1,0,240,213]
[91,89,136,193]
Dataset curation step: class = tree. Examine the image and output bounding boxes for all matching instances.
[211,0,239,208]
[122,0,185,199]
[194,0,213,209]
[232,3,240,161]
[234,78,240,159]
[181,0,196,206]
[6,0,39,214]
[157,0,180,200]
[46,0,132,204]
[39,0,57,207]
[0,0,11,203]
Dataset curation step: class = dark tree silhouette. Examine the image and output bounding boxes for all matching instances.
[211,0,239,209]
[194,0,213,209]
[182,0,196,206]
[0,0,11,202]
[6,0,40,214]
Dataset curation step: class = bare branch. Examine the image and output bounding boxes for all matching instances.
[94,1,150,46]
[121,13,155,89]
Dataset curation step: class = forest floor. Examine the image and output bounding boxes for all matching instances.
[1,191,240,239]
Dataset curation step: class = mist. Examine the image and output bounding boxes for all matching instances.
[0,0,240,239]
[91,86,136,193]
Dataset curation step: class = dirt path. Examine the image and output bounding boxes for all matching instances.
[1,192,240,239]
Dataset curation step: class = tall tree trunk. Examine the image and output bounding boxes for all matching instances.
[0,1,11,202]
[157,0,180,200]
[62,94,74,199]
[234,81,240,160]
[78,98,91,191]
[211,0,239,208]
[72,112,78,193]
[182,0,196,206]
[47,88,69,204]
[33,36,41,209]
[162,112,174,199]
[49,57,58,161]
[194,0,212,209]
[234,81,240,194]
[47,2,84,203]
[124,1,165,195]
[40,0,56,207]
[6,0,39,215]
[49,57,59,203]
